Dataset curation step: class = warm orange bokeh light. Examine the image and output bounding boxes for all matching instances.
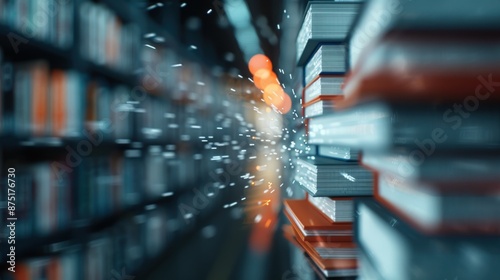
[276,93,292,114]
[263,84,291,114]
[248,54,272,75]
[263,84,284,106]
[253,69,279,90]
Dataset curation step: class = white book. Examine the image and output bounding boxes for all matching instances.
[297,2,361,65]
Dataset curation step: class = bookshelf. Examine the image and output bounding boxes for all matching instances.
[0,0,248,278]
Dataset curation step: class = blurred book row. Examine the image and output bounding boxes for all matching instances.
[3,203,178,280]
[0,50,242,141]
[285,0,500,279]
[0,0,74,48]
[0,0,251,279]
[0,146,220,238]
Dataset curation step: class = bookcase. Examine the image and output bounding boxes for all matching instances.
[0,0,250,278]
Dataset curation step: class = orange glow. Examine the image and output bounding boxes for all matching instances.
[263,84,292,114]
[253,69,279,90]
[248,54,272,75]
[276,93,292,114]
[265,219,272,228]
[263,84,285,107]
[249,211,276,253]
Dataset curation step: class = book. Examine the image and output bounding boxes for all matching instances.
[303,253,357,280]
[304,98,337,118]
[344,33,500,108]
[292,226,358,278]
[79,2,140,72]
[362,150,500,185]
[355,199,500,280]
[284,199,353,242]
[297,1,361,65]
[13,61,50,136]
[285,222,358,278]
[349,0,500,68]
[318,145,359,161]
[375,174,500,234]
[309,101,500,152]
[51,70,86,137]
[308,196,354,223]
[304,44,347,85]
[144,145,167,199]
[0,0,74,48]
[307,240,358,259]
[295,156,373,197]
[303,76,344,105]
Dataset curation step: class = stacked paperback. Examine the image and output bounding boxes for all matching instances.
[284,199,358,278]
[304,0,500,279]
[295,156,372,197]
[284,2,373,278]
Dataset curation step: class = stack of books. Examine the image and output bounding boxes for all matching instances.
[298,2,362,160]
[284,199,358,278]
[284,2,373,278]
[296,2,361,65]
[306,0,500,279]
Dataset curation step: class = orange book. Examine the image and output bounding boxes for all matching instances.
[339,32,500,110]
[31,62,49,136]
[51,70,66,136]
[302,74,345,106]
[284,199,353,242]
[282,224,302,249]
[292,226,358,272]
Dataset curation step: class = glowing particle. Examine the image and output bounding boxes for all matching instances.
[255,214,262,223]
[265,219,271,228]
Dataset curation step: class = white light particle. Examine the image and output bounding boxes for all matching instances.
[254,214,262,223]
